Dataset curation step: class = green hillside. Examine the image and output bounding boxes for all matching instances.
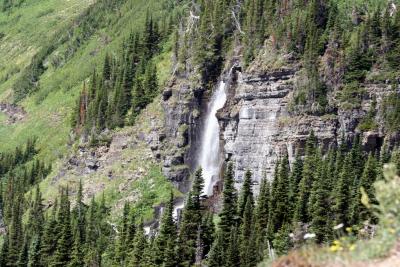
[0,0,400,266]
[0,0,178,159]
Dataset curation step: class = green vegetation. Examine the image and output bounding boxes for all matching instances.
[259,163,400,267]
[0,0,183,160]
[1,0,400,266]
[358,97,378,131]
[12,0,130,103]
[2,132,397,266]
[0,138,51,191]
[338,81,366,110]
[245,0,400,114]
[382,89,400,132]
[71,11,166,137]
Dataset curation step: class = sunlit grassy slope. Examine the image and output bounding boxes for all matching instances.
[0,0,94,98]
[0,0,182,219]
[0,0,175,160]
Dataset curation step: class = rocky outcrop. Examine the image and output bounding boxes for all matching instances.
[159,45,400,195]
[0,103,26,124]
[219,65,399,189]
[160,77,206,193]
[53,98,166,206]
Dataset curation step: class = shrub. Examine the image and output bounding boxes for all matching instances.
[338,81,365,110]
[382,91,400,132]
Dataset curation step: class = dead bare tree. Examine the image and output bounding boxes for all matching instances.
[186,1,201,33]
[231,0,245,35]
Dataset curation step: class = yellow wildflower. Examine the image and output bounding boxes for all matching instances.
[330,245,339,252]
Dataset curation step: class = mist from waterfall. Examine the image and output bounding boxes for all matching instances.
[198,80,227,196]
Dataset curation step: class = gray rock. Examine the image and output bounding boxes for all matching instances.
[219,67,397,192]
[160,60,400,196]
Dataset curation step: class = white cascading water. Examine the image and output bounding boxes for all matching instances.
[171,80,227,221]
[198,80,227,195]
[173,200,184,219]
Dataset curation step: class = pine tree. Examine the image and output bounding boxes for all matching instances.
[350,136,365,187]
[272,224,291,256]
[0,235,9,267]
[41,199,58,266]
[201,212,215,259]
[386,9,400,70]
[115,201,130,265]
[97,194,112,264]
[72,180,86,247]
[207,231,224,267]
[391,148,400,175]
[254,177,270,261]
[238,170,254,219]
[52,188,73,267]
[325,148,337,193]
[309,154,332,243]
[17,235,29,267]
[95,84,108,131]
[344,28,373,83]
[28,185,44,237]
[239,197,257,267]
[143,62,158,103]
[131,67,146,119]
[225,227,240,267]
[270,155,290,232]
[142,237,156,267]
[28,234,42,267]
[177,168,204,266]
[85,197,101,266]
[347,136,365,225]
[103,53,112,82]
[218,163,238,235]
[208,163,237,265]
[69,224,84,267]
[129,220,147,267]
[294,132,318,223]
[142,12,159,59]
[126,208,137,253]
[333,154,353,226]
[356,153,378,224]
[8,194,24,266]
[154,191,177,266]
[288,154,303,216]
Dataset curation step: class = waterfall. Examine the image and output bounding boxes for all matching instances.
[173,200,184,219]
[198,80,227,196]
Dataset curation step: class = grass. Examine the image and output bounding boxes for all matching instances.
[0,0,185,222]
[0,0,178,158]
[0,0,93,99]
[37,92,179,222]
[0,112,7,124]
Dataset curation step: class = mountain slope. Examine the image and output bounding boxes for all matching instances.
[0,0,400,266]
[0,0,183,224]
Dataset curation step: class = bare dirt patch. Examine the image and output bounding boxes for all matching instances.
[0,103,27,124]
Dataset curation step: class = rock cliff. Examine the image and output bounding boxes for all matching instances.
[218,64,399,188]
[160,49,400,195]
[160,76,205,193]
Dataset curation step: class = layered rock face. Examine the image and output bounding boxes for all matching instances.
[161,77,205,192]
[219,66,398,188]
[160,51,399,195]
